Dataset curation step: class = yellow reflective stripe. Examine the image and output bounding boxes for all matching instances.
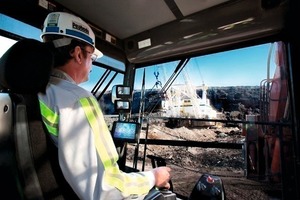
[105,168,150,195]
[39,100,59,136]
[79,97,118,167]
[80,96,150,195]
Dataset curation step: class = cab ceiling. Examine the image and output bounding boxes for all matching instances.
[52,0,230,40]
[52,0,287,65]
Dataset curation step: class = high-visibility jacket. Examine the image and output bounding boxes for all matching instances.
[38,69,155,200]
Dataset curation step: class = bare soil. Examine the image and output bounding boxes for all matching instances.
[126,122,282,200]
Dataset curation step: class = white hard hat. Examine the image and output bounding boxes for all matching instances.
[41,12,103,58]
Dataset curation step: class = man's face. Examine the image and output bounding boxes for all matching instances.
[80,45,95,83]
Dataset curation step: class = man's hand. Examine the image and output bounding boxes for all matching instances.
[152,166,171,189]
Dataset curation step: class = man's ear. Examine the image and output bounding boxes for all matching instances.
[71,46,82,64]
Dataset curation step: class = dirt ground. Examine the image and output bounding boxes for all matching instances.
[126,122,282,200]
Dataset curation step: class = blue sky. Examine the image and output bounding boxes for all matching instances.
[1,13,277,91]
[134,43,276,89]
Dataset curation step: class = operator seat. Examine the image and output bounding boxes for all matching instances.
[0,38,78,199]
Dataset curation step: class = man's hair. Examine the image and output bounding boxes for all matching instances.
[43,35,89,68]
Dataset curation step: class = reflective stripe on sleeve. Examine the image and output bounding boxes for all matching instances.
[39,100,59,136]
[79,97,118,167]
[79,97,151,195]
[106,167,150,194]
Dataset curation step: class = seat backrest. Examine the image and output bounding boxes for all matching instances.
[0,38,78,200]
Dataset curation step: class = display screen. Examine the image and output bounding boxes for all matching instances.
[111,121,140,143]
[114,100,130,111]
[116,85,131,99]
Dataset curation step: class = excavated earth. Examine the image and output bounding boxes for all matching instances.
[126,121,282,200]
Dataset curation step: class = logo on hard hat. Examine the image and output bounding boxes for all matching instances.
[47,13,59,27]
[72,22,89,35]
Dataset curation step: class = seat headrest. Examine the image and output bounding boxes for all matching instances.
[0,38,53,94]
